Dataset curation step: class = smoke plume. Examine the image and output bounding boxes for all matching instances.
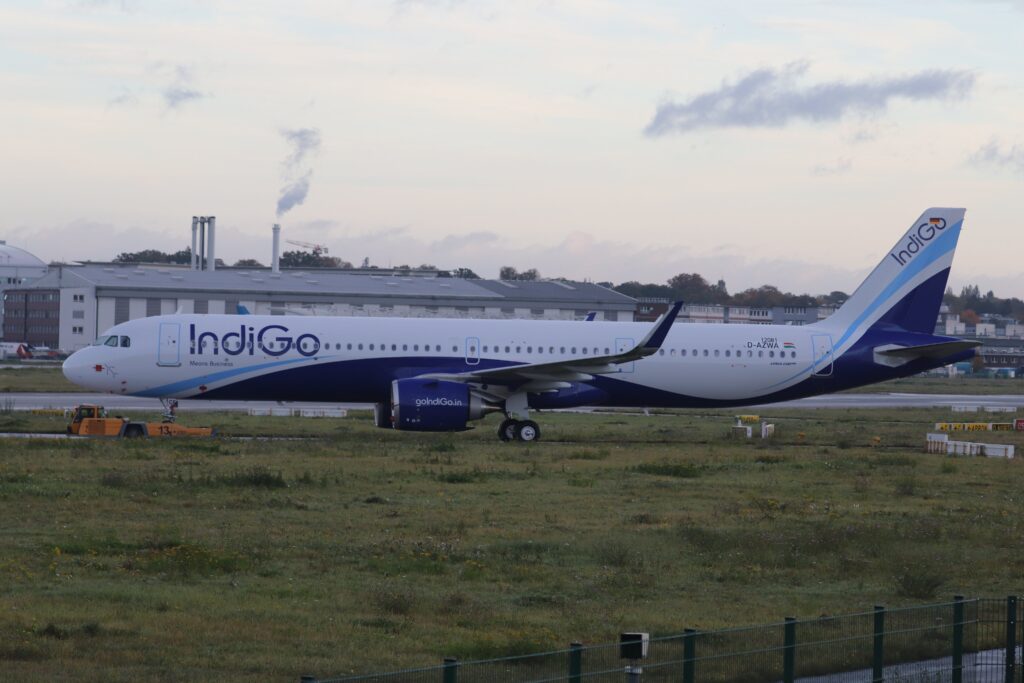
[276,127,321,217]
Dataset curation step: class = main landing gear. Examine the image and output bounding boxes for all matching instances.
[497,392,541,442]
[498,418,541,443]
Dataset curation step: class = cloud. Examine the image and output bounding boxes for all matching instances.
[810,158,852,176]
[276,172,313,217]
[970,139,1024,174]
[159,65,206,110]
[644,63,975,136]
[106,87,137,108]
[162,85,203,109]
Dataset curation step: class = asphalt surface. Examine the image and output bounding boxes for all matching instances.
[3,392,1022,412]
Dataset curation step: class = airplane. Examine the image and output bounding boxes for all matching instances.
[62,207,979,442]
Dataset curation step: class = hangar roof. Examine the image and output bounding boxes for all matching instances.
[26,264,635,308]
[0,242,47,270]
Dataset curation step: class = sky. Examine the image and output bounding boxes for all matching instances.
[2,0,1023,297]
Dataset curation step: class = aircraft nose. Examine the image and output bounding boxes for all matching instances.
[62,349,95,389]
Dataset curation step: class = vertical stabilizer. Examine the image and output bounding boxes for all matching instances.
[819,207,965,353]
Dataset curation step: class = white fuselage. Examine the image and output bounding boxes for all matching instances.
[62,314,826,404]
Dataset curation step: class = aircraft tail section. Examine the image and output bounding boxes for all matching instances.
[819,207,965,352]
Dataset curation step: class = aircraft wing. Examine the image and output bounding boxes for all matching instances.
[419,301,683,387]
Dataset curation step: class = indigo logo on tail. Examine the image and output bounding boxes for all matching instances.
[889,217,947,267]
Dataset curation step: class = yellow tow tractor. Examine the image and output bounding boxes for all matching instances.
[67,401,215,438]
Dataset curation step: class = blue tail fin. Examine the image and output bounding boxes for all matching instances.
[819,208,965,351]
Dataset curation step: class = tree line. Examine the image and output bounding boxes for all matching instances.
[109,249,1021,319]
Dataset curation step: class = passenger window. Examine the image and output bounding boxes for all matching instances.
[358,343,364,350]
[505,346,511,353]
[769,351,775,358]
[681,349,687,357]
[392,344,397,351]
[725,350,730,357]
[670,349,676,356]
[758,350,763,358]
[537,347,543,354]
[791,351,796,358]
[527,346,532,353]
[413,344,418,351]
[560,347,565,354]
[347,343,352,350]
[658,349,665,356]
[369,344,375,351]
[692,349,697,356]
[604,347,610,354]
[747,350,753,358]
[550,347,555,354]
[470,346,476,353]
[402,344,408,351]
[702,349,708,357]
[714,350,720,357]
[516,346,521,353]
[452,346,457,352]
[571,347,577,354]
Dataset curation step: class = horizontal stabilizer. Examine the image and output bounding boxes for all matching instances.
[874,340,980,368]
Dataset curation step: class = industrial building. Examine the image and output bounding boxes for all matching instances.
[5,263,635,351]
[1,218,635,350]
[0,241,50,340]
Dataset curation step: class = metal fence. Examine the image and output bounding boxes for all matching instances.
[305,596,1024,683]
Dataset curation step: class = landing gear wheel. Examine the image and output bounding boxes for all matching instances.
[514,420,540,443]
[498,418,517,442]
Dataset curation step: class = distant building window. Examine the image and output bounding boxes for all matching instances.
[72,310,85,319]
[194,300,209,314]
[72,326,83,334]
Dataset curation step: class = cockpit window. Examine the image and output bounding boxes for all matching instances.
[120,336,131,348]
[104,336,118,347]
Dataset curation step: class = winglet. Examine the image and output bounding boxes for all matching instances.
[638,301,683,355]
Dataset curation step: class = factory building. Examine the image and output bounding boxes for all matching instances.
[0,241,50,342]
[6,263,636,351]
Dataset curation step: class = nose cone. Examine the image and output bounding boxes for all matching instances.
[62,349,95,390]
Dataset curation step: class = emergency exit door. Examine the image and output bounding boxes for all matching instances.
[158,323,181,367]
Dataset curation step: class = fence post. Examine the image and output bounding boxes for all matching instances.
[1006,596,1017,683]
[682,629,696,683]
[443,656,459,683]
[952,595,964,683]
[568,642,582,683]
[783,617,796,683]
[872,605,885,683]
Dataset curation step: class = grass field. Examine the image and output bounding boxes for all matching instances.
[1,407,1022,681]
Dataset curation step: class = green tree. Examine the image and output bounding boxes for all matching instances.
[114,248,192,265]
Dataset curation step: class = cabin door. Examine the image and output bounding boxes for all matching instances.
[464,337,480,366]
[615,337,635,373]
[157,323,181,367]
[811,334,834,377]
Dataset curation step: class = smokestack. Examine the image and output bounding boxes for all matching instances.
[198,217,206,271]
[207,216,216,271]
[272,224,281,274]
[190,217,199,270]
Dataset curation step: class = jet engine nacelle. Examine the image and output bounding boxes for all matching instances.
[390,378,498,432]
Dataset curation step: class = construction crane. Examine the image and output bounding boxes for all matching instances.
[286,239,329,255]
